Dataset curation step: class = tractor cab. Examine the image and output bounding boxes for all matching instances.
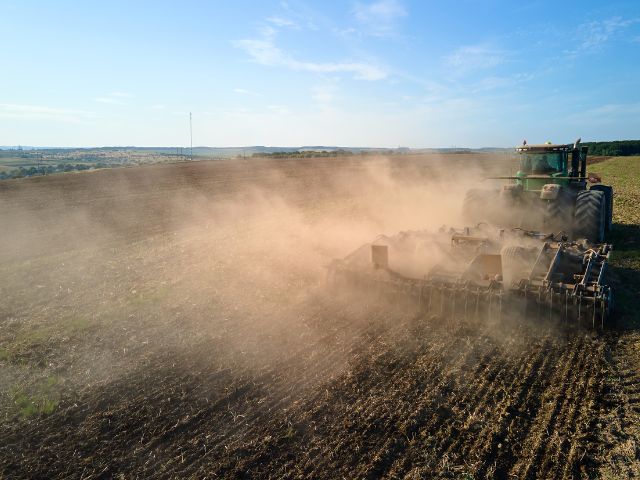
[464,138,612,244]
[518,151,565,175]
[514,141,587,192]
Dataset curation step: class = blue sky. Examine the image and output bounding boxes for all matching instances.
[1,0,639,147]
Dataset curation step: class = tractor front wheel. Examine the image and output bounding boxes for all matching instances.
[545,191,574,237]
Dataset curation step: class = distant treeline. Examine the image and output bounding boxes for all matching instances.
[584,140,640,156]
[0,163,107,180]
[252,150,356,158]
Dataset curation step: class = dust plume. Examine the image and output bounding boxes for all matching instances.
[0,152,513,414]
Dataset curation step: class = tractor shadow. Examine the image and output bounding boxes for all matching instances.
[606,223,640,330]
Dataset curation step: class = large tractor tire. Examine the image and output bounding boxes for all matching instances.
[573,190,606,243]
[544,191,575,237]
[462,188,500,225]
[589,184,613,232]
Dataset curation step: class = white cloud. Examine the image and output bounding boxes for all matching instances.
[293,59,386,80]
[266,15,298,29]
[0,103,90,123]
[235,29,387,80]
[269,2,322,31]
[444,44,506,74]
[568,16,639,56]
[353,0,407,36]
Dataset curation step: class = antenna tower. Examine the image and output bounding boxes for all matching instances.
[189,112,193,161]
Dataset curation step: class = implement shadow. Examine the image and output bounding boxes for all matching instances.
[607,223,640,330]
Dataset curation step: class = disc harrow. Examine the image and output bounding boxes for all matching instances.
[327,226,612,328]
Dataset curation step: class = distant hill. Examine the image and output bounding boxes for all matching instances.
[0,145,514,181]
[0,145,512,156]
[3,141,638,156]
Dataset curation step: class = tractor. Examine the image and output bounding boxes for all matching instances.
[463,139,613,243]
[327,139,615,327]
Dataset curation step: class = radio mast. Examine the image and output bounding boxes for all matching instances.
[189,112,193,161]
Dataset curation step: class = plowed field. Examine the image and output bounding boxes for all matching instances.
[1,154,639,479]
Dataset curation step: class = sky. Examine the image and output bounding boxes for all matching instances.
[1,0,639,148]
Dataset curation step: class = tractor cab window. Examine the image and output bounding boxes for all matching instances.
[519,152,564,174]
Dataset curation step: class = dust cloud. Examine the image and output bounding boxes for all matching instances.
[0,153,514,408]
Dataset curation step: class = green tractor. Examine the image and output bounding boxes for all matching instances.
[327,139,615,327]
[463,139,613,243]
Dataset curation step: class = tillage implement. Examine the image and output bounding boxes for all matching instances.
[329,140,614,327]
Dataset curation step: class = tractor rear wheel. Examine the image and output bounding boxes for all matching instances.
[573,190,605,243]
[589,185,613,232]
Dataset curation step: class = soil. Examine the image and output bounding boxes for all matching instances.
[0,154,638,479]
